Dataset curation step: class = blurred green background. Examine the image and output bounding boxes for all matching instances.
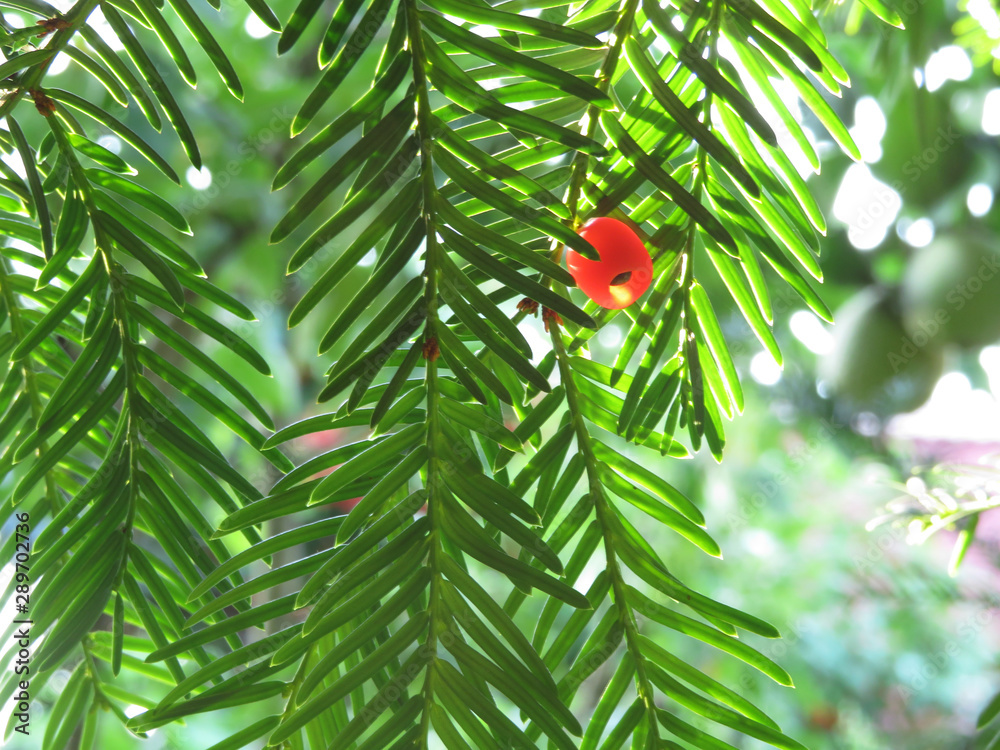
[9,0,1000,746]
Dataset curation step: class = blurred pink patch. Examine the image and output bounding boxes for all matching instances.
[332,497,362,514]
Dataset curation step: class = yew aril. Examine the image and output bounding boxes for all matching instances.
[566,217,653,309]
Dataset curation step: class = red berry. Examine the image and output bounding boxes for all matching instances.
[566,218,653,309]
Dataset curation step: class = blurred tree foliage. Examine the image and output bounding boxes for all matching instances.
[1,0,1000,747]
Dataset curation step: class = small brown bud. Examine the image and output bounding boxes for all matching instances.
[422,336,439,361]
[516,297,539,316]
[29,89,55,116]
[36,17,70,37]
[542,307,562,332]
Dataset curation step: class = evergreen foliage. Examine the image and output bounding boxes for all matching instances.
[0,0,898,745]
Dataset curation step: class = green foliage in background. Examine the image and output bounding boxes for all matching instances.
[0,0,996,747]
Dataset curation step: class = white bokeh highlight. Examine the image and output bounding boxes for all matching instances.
[185,166,213,190]
[750,351,782,385]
